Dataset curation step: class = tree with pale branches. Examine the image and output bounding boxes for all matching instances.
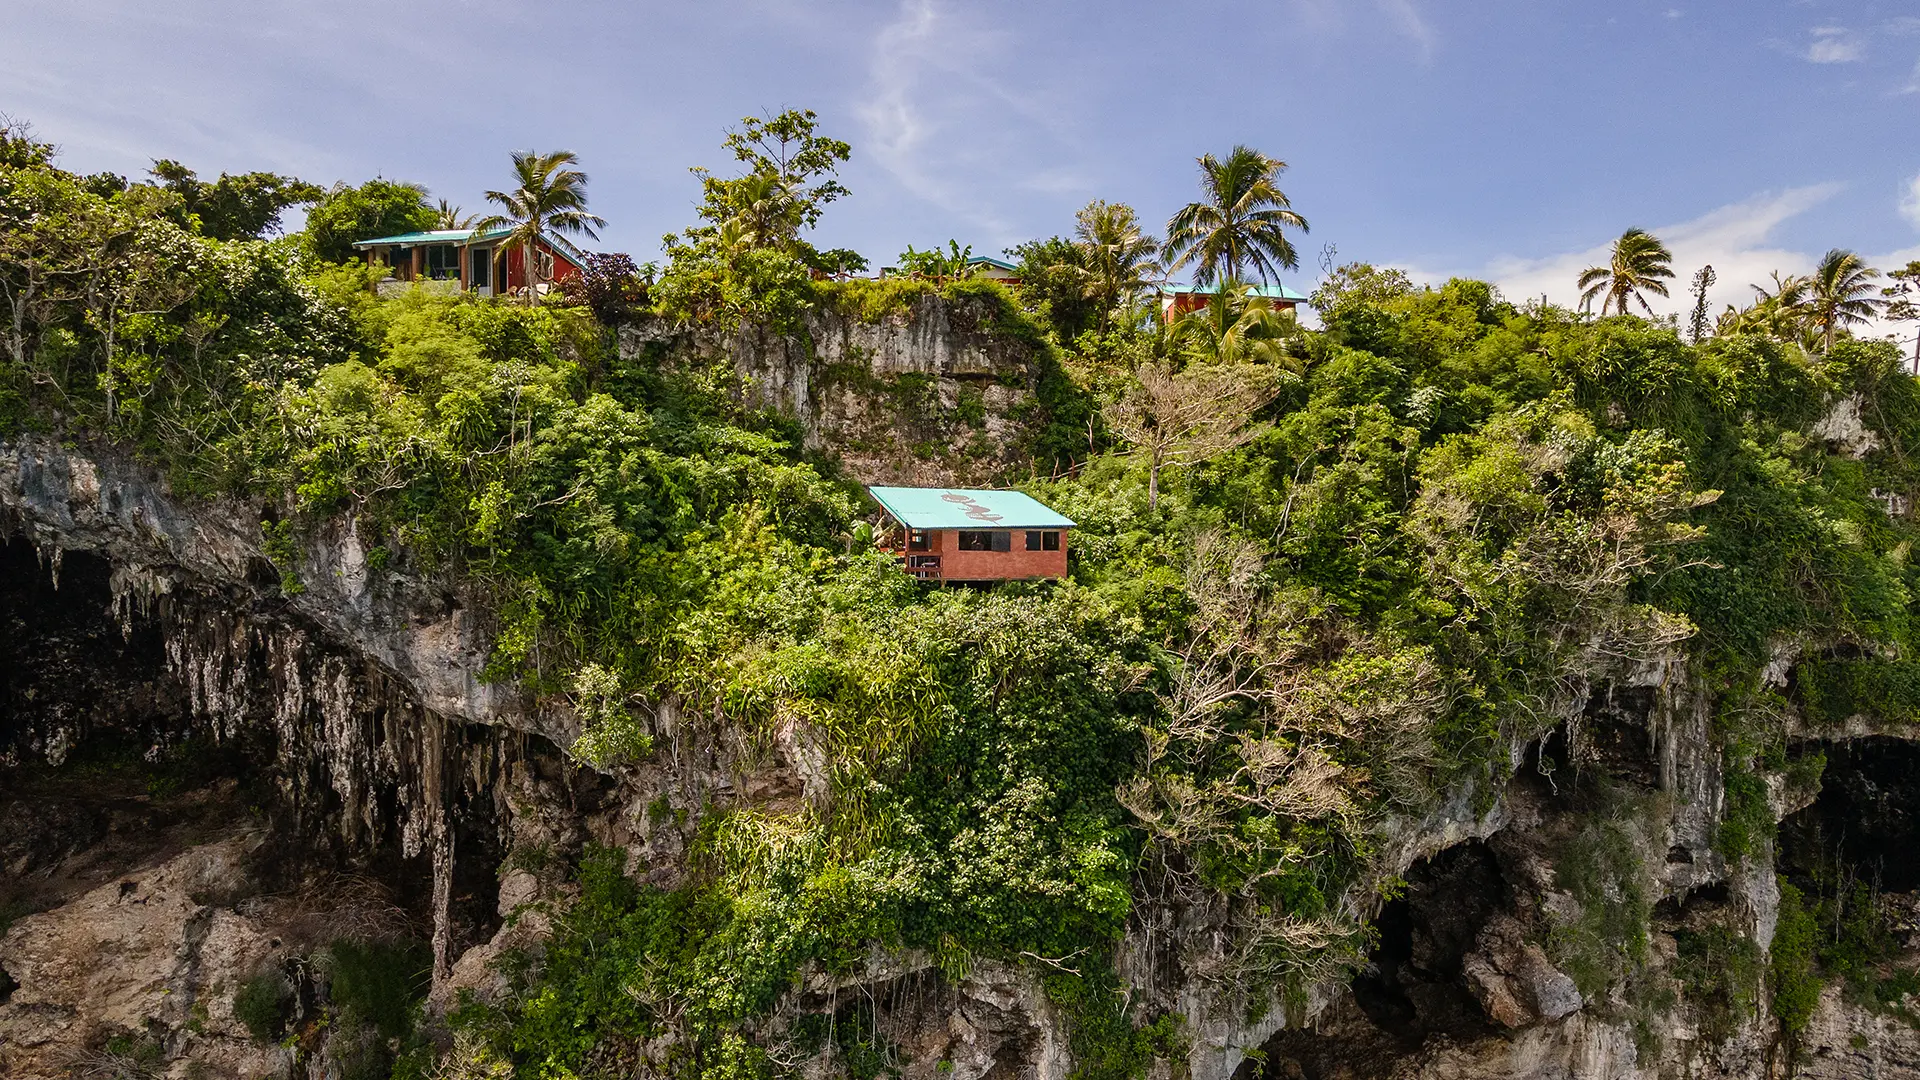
[1577,228,1675,316]
[1105,361,1278,509]
[1884,260,1920,370]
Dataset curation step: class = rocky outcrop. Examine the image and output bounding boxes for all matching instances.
[620,293,1052,486]
[10,432,1920,1080]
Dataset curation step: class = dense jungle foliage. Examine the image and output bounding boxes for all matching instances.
[7,115,1920,1079]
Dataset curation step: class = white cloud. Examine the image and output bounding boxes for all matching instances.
[1664,8,1683,19]
[1808,26,1865,63]
[1383,183,1920,343]
[1457,186,1837,318]
[1903,53,1920,94]
[857,0,1088,245]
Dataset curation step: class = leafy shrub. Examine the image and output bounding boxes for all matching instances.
[325,939,430,1039]
[1771,880,1822,1039]
[232,970,292,1043]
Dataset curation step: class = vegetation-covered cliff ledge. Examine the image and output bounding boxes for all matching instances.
[12,114,1920,1080]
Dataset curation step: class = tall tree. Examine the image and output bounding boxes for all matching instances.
[302,179,436,264]
[1105,361,1278,509]
[1074,200,1161,330]
[1805,248,1883,352]
[147,160,322,241]
[689,109,850,256]
[1163,146,1308,287]
[472,150,606,304]
[1883,260,1920,371]
[1687,264,1716,343]
[1577,228,1676,316]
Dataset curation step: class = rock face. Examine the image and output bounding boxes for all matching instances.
[9,429,1920,1080]
[620,293,1054,486]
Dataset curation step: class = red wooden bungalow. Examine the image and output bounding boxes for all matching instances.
[1158,281,1308,320]
[869,487,1074,583]
[352,226,587,298]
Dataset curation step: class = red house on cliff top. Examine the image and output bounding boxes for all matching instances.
[870,487,1074,583]
[353,226,586,298]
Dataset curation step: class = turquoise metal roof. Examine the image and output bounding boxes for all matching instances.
[1163,281,1309,302]
[967,255,1020,272]
[868,487,1075,530]
[352,226,589,266]
[353,227,514,246]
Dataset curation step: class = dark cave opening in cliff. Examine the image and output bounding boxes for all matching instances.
[0,534,512,960]
[1778,737,1920,896]
[1249,841,1507,1080]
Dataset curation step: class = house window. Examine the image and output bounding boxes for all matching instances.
[386,247,412,275]
[470,247,491,288]
[426,245,460,280]
[908,529,930,552]
[1026,531,1041,550]
[1043,531,1061,551]
[958,531,1011,552]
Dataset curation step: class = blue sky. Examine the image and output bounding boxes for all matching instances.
[5,0,1918,321]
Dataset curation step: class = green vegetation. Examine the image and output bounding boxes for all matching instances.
[1674,923,1764,1044]
[8,109,1920,1076]
[233,970,294,1044]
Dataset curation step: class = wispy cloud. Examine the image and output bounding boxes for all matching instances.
[1280,0,1438,60]
[1808,25,1865,63]
[1378,0,1436,61]
[857,0,1088,244]
[1901,171,1920,231]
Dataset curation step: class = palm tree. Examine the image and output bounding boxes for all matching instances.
[1163,146,1309,287]
[1577,228,1676,316]
[435,199,474,230]
[471,150,605,303]
[1805,248,1883,352]
[1073,200,1161,330]
[1169,282,1301,369]
[1719,273,1818,349]
[721,169,804,251]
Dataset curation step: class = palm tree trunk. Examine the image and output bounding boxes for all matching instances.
[523,236,537,306]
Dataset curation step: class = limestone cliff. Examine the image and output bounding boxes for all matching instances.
[5,377,1920,1080]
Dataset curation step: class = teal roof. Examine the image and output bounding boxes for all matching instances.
[353,227,514,246]
[967,255,1020,272]
[1164,281,1309,302]
[868,487,1075,530]
[353,226,589,266]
